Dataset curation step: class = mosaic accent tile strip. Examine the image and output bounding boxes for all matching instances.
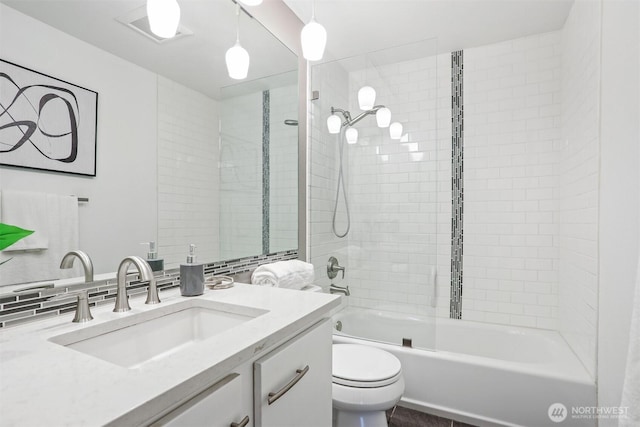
[262,90,271,255]
[450,50,464,320]
[0,249,298,328]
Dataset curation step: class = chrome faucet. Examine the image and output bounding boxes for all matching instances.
[330,283,351,296]
[60,250,94,283]
[113,256,160,313]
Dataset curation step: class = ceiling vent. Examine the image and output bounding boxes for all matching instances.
[116,6,193,44]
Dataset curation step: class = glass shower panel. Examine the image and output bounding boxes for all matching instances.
[218,71,299,259]
[268,83,299,253]
[219,91,263,259]
[310,38,439,351]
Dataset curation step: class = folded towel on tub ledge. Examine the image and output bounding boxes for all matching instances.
[251,260,315,290]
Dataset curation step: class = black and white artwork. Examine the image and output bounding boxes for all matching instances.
[0,59,98,176]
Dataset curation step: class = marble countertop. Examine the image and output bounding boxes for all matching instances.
[0,283,340,426]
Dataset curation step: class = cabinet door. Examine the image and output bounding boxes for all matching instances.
[152,372,251,427]
[254,319,332,427]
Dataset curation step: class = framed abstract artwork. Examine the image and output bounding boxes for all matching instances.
[0,59,98,176]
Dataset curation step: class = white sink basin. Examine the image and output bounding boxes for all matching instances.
[49,299,268,368]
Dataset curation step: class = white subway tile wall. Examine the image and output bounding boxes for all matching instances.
[463,32,563,328]
[157,76,220,267]
[559,0,601,378]
[311,5,600,359]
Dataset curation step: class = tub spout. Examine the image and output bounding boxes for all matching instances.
[330,283,350,296]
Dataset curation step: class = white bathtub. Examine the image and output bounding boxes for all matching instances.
[332,307,596,427]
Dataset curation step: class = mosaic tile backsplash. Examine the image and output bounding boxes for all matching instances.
[0,249,297,328]
[450,50,464,320]
[262,89,271,254]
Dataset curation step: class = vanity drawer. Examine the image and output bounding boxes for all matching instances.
[254,319,332,427]
[151,372,251,427]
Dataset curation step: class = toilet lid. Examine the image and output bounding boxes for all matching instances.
[332,344,402,388]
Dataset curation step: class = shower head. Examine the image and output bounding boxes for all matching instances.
[284,119,298,126]
[331,105,386,128]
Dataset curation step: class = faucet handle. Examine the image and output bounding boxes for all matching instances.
[327,256,345,280]
[48,289,94,323]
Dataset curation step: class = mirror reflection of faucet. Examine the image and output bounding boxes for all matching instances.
[59,250,94,283]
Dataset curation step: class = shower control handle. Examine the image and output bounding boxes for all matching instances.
[327,256,345,280]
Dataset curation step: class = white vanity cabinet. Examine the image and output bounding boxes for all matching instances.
[151,364,253,427]
[146,319,332,427]
[254,319,332,427]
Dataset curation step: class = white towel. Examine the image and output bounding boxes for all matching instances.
[0,194,79,286]
[1,190,49,250]
[620,253,640,426]
[251,260,315,290]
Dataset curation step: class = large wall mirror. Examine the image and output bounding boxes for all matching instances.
[0,0,299,287]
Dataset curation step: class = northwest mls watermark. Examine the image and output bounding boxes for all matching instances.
[548,403,629,423]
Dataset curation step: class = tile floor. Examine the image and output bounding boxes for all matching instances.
[386,406,477,427]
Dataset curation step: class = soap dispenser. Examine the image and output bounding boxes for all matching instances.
[180,244,204,296]
[142,241,164,272]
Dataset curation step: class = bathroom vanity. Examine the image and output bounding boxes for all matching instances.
[0,284,339,426]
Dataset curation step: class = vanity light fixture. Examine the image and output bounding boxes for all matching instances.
[146,0,181,39]
[358,86,376,110]
[301,0,327,61]
[327,114,342,134]
[389,122,403,139]
[376,107,391,128]
[238,0,263,5]
[345,128,358,144]
[226,3,250,80]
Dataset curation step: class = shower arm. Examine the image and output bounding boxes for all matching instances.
[331,105,386,127]
[331,107,352,126]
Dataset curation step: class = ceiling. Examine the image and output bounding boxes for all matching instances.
[1,0,298,100]
[2,0,574,99]
[283,0,574,62]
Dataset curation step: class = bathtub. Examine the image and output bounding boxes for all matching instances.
[332,307,596,427]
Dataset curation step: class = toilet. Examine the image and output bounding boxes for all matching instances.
[332,344,405,427]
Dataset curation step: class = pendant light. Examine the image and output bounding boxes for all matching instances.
[389,122,403,139]
[226,4,250,80]
[376,107,391,128]
[327,114,342,134]
[301,0,327,61]
[147,0,181,39]
[358,86,376,110]
[346,128,358,144]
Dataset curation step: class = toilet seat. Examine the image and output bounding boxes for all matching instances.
[332,344,402,388]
